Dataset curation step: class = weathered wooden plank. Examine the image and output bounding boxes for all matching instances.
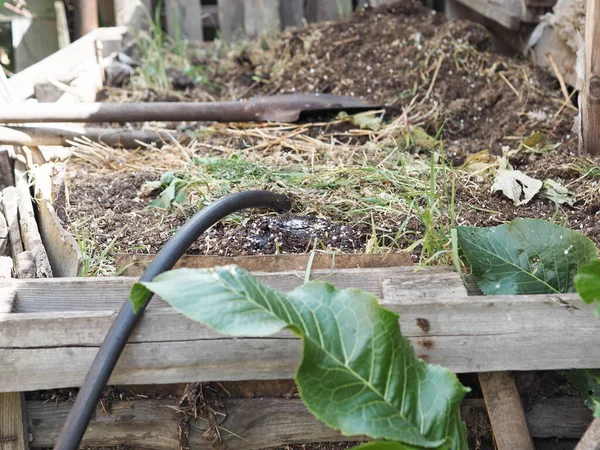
[280,0,304,29]
[165,0,204,42]
[6,27,126,102]
[479,372,534,450]
[245,0,280,37]
[116,252,413,277]
[528,397,593,439]
[465,277,534,450]
[575,418,600,450]
[0,286,16,313]
[315,0,353,21]
[446,0,521,30]
[218,0,245,42]
[25,396,593,449]
[1,291,599,390]
[13,161,52,278]
[0,150,14,189]
[114,0,152,29]
[0,202,8,257]
[9,267,464,312]
[2,187,24,259]
[0,257,12,279]
[370,0,396,5]
[31,163,81,278]
[581,0,600,154]
[0,393,28,450]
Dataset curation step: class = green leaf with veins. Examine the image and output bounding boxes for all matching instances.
[134,266,469,449]
[574,260,600,315]
[457,218,597,295]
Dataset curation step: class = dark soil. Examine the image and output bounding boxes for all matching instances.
[53,2,596,448]
[66,0,595,262]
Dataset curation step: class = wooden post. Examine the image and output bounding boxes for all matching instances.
[245,0,280,37]
[165,0,204,42]
[581,0,600,154]
[575,418,600,450]
[279,0,304,29]
[74,0,99,39]
[54,1,70,49]
[370,0,396,5]
[0,186,28,450]
[479,372,535,450]
[218,0,245,42]
[315,0,352,21]
[464,277,535,450]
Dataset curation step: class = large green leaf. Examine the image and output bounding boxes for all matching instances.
[135,266,469,449]
[352,441,426,450]
[574,260,600,315]
[457,218,597,295]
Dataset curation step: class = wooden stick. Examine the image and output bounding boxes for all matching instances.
[13,162,53,278]
[479,372,535,450]
[465,276,535,450]
[1,187,24,260]
[0,125,191,149]
[575,418,600,450]
[581,0,600,154]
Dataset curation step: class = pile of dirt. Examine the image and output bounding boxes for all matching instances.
[66,0,592,268]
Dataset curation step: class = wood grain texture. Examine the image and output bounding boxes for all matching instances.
[26,396,592,449]
[446,0,521,30]
[165,0,204,42]
[0,201,7,256]
[13,161,52,278]
[115,252,413,277]
[479,372,534,450]
[1,268,599,390]
[6,27,126,102]
[218,0,244,42]
[575,418,600,450]
[31,163,80,278]
[0,150,13,189]
[316,0,352,21]
[2,186,24,259]
[528,397,593,439]
[10,266,463,312]
[244,0,280,37]
[279,0,304,28]
[581,0,600,154]
[0,393,28,450]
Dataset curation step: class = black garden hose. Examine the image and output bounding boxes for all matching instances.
[54,190,292,450]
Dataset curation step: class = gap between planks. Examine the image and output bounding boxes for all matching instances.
[25,396,591,449]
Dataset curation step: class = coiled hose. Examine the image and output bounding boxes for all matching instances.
[54,190,292,450]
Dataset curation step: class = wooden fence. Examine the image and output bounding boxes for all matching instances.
[143,0,399,42]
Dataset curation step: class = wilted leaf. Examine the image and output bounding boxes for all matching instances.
[518,132,561,155]
[351,111,384,131]
[541,179,576,206]
[457,218,597,295]
[337,111,383,131]
[410,127,439,150]
[521,132,546,148]
[459,149,499,182]
[136,266,469,449]
[491,169,543,206]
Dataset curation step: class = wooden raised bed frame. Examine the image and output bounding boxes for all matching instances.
[2,2,600,449]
